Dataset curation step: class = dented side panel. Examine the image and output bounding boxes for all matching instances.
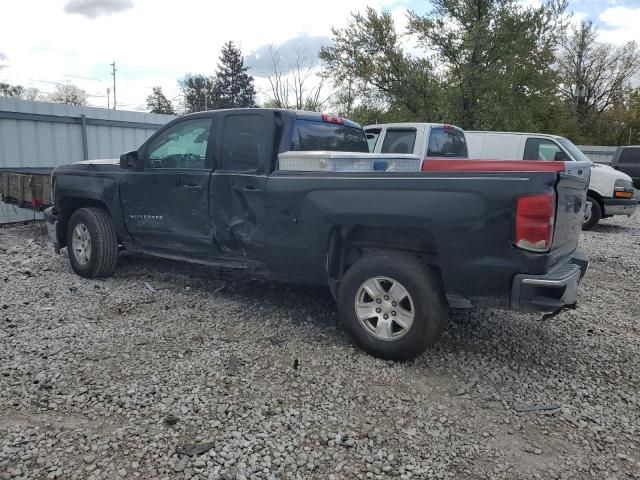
[209,172,268,259]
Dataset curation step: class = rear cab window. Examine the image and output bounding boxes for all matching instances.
[427,126,467,158]
[380,129,416,154]
[290,119,368,152]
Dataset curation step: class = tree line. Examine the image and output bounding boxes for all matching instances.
[142,1,640,146]
[2,0,639,145]
[0,82,89,105]
[319,0,640,145]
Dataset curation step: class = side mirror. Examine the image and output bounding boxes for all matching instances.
[120,150,139,169]
[554,150,569,161]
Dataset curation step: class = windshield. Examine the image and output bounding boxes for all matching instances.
[290,120,369,152]
[558,137,592,164]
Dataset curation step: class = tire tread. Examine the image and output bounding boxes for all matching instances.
[337,251,448,360]
[68,207,118,278]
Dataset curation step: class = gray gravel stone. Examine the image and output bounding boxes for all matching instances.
[0,216,639,479]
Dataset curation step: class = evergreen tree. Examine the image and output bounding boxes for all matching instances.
[179,74,216,113]
[211,41,256,109]
[146,86,176,114]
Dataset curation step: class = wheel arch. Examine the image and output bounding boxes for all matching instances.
[58,197,112,248]
[586,189,604,211]
[327,224,442,299]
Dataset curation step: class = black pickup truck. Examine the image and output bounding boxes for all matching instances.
[45,108,590,360]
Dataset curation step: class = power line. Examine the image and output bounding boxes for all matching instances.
[63,73,104,82]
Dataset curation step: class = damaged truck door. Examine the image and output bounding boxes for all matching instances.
[210,111,273,259]
[119,117,215,253]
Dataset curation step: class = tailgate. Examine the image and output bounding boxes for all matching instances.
[551,161,590,259]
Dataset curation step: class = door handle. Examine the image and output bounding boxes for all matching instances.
[182,184,204,191]
[234,185,262,194]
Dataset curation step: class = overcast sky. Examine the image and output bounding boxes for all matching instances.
[1,0,638,111]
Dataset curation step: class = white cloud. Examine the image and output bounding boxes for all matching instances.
[245,35,331,77]
[598,6,640,44]
[1,0,411,110]
[64,0,133,19]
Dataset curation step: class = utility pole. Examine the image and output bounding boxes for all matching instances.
[110,61,117,110]
[107,87,110,109]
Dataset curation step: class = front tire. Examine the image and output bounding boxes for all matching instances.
[67,207,118,278]
[337,252,448,360]
[582,195,601,230]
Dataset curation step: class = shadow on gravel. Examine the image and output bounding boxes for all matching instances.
[440,307,590,371]
[108,252,588,367]
[590,222,637,234]
[114,252,339,330]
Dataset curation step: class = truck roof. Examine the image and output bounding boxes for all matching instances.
[179,108,363,129]
[364,122,461,130]
[466,130,564,140]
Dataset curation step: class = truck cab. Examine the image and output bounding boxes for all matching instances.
[612,145,640,190]
[364,123,468,158]
[466,131,637,230]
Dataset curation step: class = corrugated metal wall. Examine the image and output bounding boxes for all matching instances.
[577,145,617,165]
[0,98,176,168]
[0,203,43,223]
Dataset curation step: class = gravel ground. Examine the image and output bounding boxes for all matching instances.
[1,215,639,480]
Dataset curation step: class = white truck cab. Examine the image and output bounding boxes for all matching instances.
[466,131,637,229]
[364,123,468,158]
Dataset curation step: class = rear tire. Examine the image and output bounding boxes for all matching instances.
[337,251,448,360]
[67,207,118,278]
[582,195,601,230]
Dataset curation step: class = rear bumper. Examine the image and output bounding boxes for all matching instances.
[511,250,589,313]
[603,198,637,217]
[43,206,60,253]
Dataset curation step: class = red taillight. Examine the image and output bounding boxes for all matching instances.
[515,192,555,252]
[321,114,344,125]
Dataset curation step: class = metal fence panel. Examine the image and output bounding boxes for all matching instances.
[0,97,175,168]
[577,145,617,165]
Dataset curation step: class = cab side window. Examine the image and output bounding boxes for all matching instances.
[221,114,265,172]
[524,138,563,161]
[147,118,211,169]
[365,128,381,152]
[619,148,640,164]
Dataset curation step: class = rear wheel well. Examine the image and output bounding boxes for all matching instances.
[327,225,441,298]
[59,197,111,248]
